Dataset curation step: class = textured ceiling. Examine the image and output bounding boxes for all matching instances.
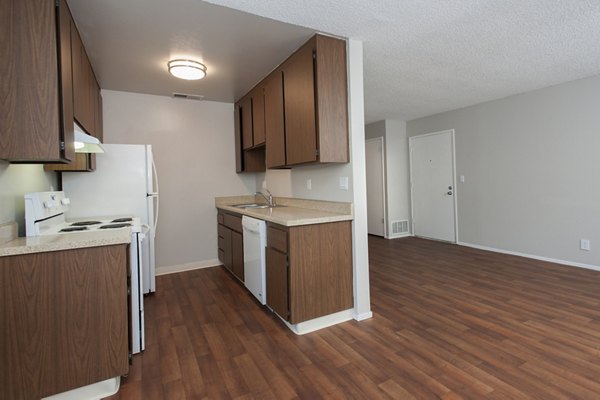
[69,0,600,123]
[206,0,600,122]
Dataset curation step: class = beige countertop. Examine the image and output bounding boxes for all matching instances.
[0,228,132,257]
[215,196,353,226]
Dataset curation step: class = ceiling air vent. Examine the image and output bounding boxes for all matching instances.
[172,92,205,101]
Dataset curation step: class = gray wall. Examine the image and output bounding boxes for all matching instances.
[407,74,600,267]
[365,119,411,237]
[102,90,255,270]
[0,163,57,236]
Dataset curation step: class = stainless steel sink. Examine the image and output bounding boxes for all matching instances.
[232,203,285,209]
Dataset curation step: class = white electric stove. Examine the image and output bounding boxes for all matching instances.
[24,191,146,356]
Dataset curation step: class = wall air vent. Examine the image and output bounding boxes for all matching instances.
[172,92,205,101]
[391,220,409,236]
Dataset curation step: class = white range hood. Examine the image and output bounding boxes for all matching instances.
[74,122,104,153]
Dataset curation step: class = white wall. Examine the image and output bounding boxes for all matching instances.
[407,74,600,267]
[0,162,57,236]
[365,119,411,238]
[102,90,255,270]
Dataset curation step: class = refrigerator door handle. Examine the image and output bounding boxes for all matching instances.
[151,158,159,231]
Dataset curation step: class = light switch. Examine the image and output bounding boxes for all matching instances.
[339,176,349,191]
[460,175,465,183]
[306,178,312,190]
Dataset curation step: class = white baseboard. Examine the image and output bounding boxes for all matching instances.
[457,242,600,272]
[386,233,410,240]
[156,258,221,276]
[353,311,373,321]
[280,309,354,335]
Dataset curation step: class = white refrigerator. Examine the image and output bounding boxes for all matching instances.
[63,144,159,294]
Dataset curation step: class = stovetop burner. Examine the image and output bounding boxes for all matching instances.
[111,217,133,223]
[71,221,102,226]
[99,223,132,229]
[60,226,88,232]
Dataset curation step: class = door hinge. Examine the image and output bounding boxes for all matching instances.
[315,149,320,157]
[286,256,290,268]
[312,50,316,60]
[55,0,60,7]
[59,141,65,150]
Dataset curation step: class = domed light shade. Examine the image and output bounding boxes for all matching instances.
[168,59,207,80]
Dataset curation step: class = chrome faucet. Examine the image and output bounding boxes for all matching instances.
[255,189,275,207]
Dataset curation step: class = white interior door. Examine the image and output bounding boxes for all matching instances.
[366,138,385,236]
[410,130,457,242]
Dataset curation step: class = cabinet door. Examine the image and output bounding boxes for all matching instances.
[283,41,317,165]
[241,96,253,150]
[0,245,129,399]
[231,230,244,282]
[58,0,75,161]
[71,22,87,131]
[266,247,289,320]
[234,102,243,172]
[0,0,65,161]
[265,71,286,168]
[93,81,103,142]
[251,87,265,146]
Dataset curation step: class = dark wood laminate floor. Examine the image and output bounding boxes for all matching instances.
[107,236,600,399]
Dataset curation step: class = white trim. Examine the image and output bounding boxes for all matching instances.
[279,309,354,335]
[43,377,120,400]
[458,242,600,272]
[408,129,459,243]
[155,258,220,276]
[387,232,411,239]
[353,311,373,321]
[366,137,387,238]
[347,38,372,319]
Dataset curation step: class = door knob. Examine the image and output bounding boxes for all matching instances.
[447,191,453,195]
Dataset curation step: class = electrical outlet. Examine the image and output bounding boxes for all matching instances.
[262,180,267,189]
[580,239,591,251]
[460,175,465,183]
[306,178,312,190]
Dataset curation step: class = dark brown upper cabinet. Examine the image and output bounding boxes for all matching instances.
[251,86,266,146]
[0,0,75,163]
[234,34,348,172]
[45,4,103,172]
[71,21,102,139]
[238,92,266,173]
[241,95,253,150]
[264,70,286,168]
[283,35,348,166]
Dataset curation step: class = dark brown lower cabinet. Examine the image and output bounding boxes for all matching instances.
[266,221,353,324]
[217,210,244,282]
[231,230,244,281]
[0,245,129,400]
[266,246,289,319]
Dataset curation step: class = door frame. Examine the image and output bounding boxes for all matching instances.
[365,137,387,237]
[408,129,459,243]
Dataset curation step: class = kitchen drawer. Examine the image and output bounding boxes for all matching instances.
[217,224,228,249]
[223,213,242,232]
[267,224,288,253]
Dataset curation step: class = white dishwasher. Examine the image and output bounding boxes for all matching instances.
[242,216,267,305]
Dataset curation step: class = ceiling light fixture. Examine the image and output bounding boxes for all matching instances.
[168,59,207,80]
